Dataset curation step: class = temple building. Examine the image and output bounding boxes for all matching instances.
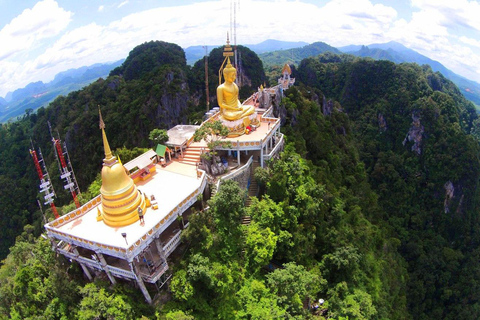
[278,63,295,89]
[44,41,288,303]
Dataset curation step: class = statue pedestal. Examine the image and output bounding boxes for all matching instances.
[220,112,260,137]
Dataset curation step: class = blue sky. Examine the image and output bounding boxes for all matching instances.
[1,0,480,98]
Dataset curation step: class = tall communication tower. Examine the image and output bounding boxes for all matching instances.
[48,122,81,208]
[231,0,242,86]
[233,0,237,68]
[203,46,210,113]
[30,143,59,219]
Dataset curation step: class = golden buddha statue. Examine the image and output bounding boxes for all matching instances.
[216,35,259,136]
[217,60,255,121]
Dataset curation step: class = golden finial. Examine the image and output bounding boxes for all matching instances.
[98,107,115,164]
[99,107,105,129]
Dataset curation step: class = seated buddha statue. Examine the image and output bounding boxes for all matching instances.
[217,60,255,121]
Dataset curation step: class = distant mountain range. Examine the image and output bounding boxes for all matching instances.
[258,41,341,66]
[339,41,480,107]
[4,39,480,123]
[0,60,123,123]
[184,39,309,65]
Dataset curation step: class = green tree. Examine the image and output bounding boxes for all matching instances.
[193,120,231,163]
[76,283,134,320]
[243,222,277,273]
[149,128,169,145]
[266,262,324,317]
[235,279,286,319]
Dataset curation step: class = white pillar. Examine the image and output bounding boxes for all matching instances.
[260,146,264,168]
[72,247,93,281]
[129,262,152,304]
[237,140,240,164]
[96,252,116,285]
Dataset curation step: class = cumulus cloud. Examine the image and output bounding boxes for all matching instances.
[412,0,480,31]
[118,1,129,9]
[98,5,104,12]
[460,36,480,48]
[0,0,72,61]
[2,0,480,97]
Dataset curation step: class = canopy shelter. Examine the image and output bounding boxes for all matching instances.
[166,125,200,158]
[155,144,172,162]
[123,149,158,172]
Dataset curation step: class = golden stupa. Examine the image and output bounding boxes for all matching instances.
[97,110,147,227]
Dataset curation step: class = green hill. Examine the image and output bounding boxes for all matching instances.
[297,53,480,318]
[1,42,480,320]
[259,41,341,66]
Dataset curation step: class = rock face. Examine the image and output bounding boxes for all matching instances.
[444,181,454,213]
[403,112,424,154]
[322,95,334,116]
[378,113,387,132]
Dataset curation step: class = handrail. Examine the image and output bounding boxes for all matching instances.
[46,194,102,229]
[219,155,253,182]
[263,134,284,160]
[163,230,182,256]
[108,265,136,279]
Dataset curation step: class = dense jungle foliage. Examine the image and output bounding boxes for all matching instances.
[1,40,480,319]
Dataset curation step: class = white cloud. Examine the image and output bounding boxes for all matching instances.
[2,0,480,97]
[460,36,480,48]
[0,0,72,61]
[412,0,480,32]
[98,5,104,12]
[118,1,129,9]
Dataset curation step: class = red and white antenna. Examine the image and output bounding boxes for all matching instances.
[30,141,59,219]
[48,121,81,208]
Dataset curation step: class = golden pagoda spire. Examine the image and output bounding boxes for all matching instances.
[99,108,116,166]
[97,108,147,228]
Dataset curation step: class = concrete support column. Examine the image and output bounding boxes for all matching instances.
[72,247,93,281]
[129,262,152,304]
[260,146,264,168]
[96,252,116,285]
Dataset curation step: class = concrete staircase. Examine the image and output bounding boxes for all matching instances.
[245,161,260,206]
[242,160,261,225]
[175,145,208,166]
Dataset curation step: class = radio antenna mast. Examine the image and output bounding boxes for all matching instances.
[203,46,210,113]
[48,122,81,208]
[30,141,59,219]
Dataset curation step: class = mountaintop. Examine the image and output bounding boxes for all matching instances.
[340,41,480,107]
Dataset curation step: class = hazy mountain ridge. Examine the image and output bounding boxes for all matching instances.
[6,38,480,123]
[340,41,480,107]
[259,41,341,66]
[184,39,309,65]
[0,60,124,123]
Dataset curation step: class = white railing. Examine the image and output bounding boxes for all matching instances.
[144,261,169,283]
[163,230,182,257]
[220,156,253,182]
[47,194,102,229]
[216,156,253,192]
[263,134,285,161]
[107,265,136,279]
